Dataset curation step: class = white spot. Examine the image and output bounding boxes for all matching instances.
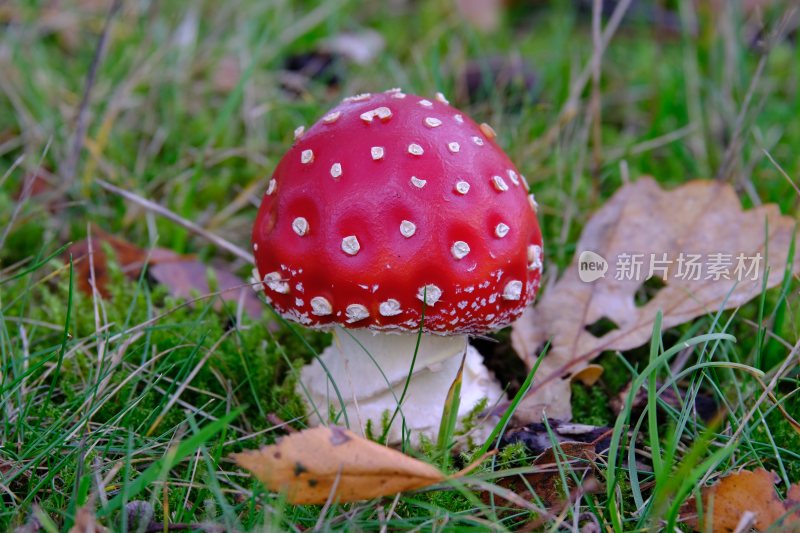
[503,280,523,300]
[472,136,484,146]
[371,146,385,160]
[343,93,371,102]
[330,162,342,178]
[447,142,460,153]
[410,176,427,188]
[435,91,449,104]
[360,106,392,123]
[266,179,277,195]
[417,284,442,306]
[253,243,259,251]
[488,293,498,303]
[480,122,497,138]
[507,169,520,186]
[263,272,289,294]
[301,149,314,164]
[295,298,304,307]
[310,296,332,315]
[528,244,543,270]
[521,176,530,191]
[528,194,539,213]
[418,99,433,108]
[424,117,442,128]
[492,175,509,192]
[296,282,304,293]
[458,300,468,309]
[486,313,495,321]
[400,220,416,238]
[464,286,474,293]
[322,111,341,124]
[385,87,402,93]
[341,236,361,255]
[449,317,459,325]
[294,126,305,140]
[451,241,470,259]
[408,143,424,156]
[454,114,464,123]
[346,304,370,323]
[495,223,510,238]
[455,181,470,194]
[379,299,402,316]
[391,91,406,99]
[292,217,309,236]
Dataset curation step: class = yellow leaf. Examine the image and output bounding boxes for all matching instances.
[232,426,446,504]
[682,468,800,532]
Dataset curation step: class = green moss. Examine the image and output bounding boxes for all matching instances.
[570,382,613,427]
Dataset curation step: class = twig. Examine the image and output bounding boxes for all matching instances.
[529,0,633,156]
[716,7,797,182]
[95,178,254,263]
[62,0,124,186]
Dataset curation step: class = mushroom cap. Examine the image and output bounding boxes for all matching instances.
[252,89,543,335]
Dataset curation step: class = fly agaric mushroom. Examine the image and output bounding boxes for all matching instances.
[252,89,543,444]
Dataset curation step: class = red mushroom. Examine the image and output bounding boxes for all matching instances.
[252,89,543,443]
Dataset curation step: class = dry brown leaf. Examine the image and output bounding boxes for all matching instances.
[510,442,597,508]
[66,228,264,319]
[232,426,447,504]
[455,0,504,32]
[149,260,264,319]
[681,468,800,532]
[68,501,107,533]
[511,177,800,422]
[67,227,179,297]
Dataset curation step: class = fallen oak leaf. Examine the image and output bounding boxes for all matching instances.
[66,228,266,320]
[681,468,800,532]
[149,260,264,320]
[501,442,598,508]
[511,177,800,422]
[67,227,179,297]
[232,426,487,504]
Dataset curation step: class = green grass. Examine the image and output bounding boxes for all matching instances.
[1,0,799,531]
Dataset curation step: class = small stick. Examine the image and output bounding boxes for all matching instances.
[95,179,253,263]
[62,0,124,186]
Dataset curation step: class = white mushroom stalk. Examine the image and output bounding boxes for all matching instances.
[299,329,504,445]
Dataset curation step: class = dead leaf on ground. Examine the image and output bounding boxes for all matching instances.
[484,441,599,512]
[66,227,265,320]
[233,426,484,504]
[455,0,504,32]
[681,468,800,532]
[511,177,800,422]
[149,259,264,319]
[610,379,719,423]
[321,30,385,65]
[457,55,538,108]
[68,500,107,533]
[66,227,179,296]
[499,419,611,455]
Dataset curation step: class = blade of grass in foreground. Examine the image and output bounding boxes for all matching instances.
[99,407,243,518]
[606,315,736,532]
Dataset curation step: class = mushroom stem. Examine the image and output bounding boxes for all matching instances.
[298,329,505,445]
